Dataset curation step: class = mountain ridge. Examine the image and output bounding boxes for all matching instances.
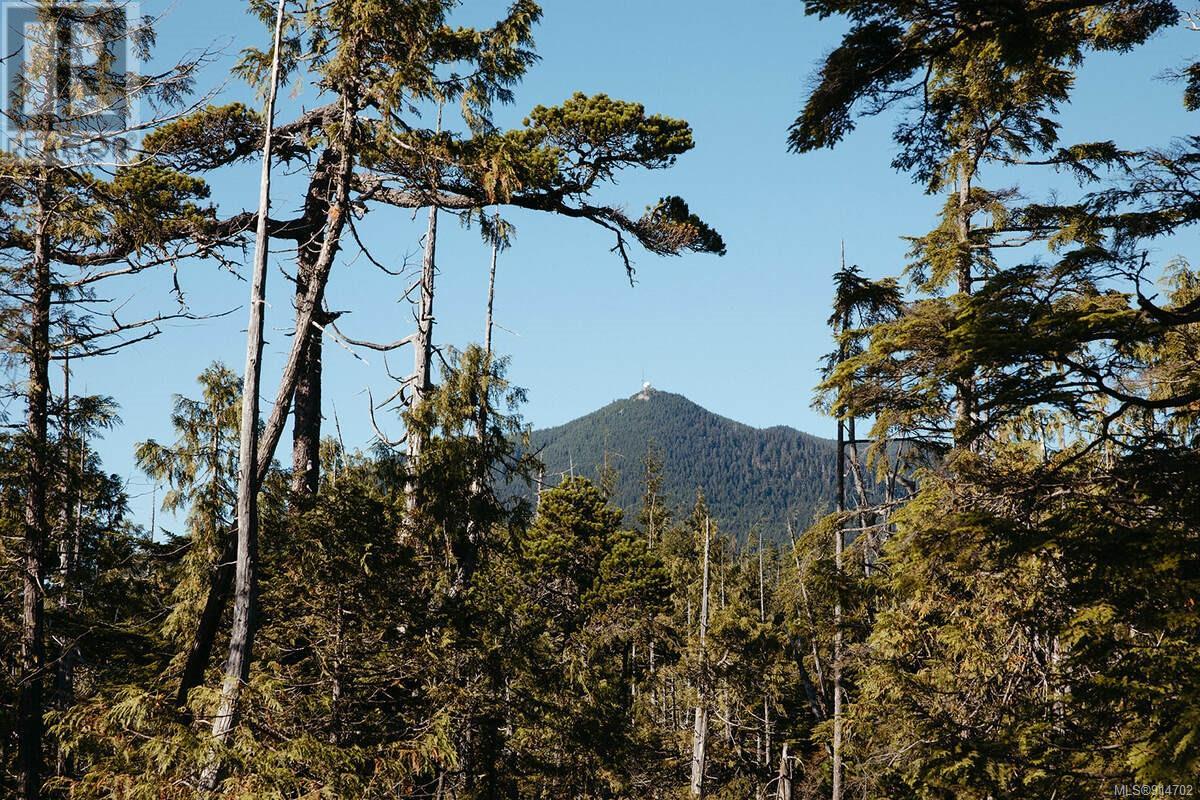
[523,388,838,538]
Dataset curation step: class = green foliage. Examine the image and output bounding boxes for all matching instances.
[4,3,1199,799]
[134,363,240,650]
[0,400,165,797]
[436,92,726,265]
[790,0,1175,178]
[142,104,273,172]
[848,444,1200,797]
[521,389,838,536]
[499,477,673,797]
[793,6,1200,796]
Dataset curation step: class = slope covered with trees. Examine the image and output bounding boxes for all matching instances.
[524,389,837,535]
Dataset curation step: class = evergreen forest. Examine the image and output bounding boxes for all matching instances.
[0,1,1197,798]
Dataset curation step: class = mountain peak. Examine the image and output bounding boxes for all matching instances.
[525,391,837,538]
[633,381,654,401]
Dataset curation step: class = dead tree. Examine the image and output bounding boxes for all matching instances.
[200,0,288,789]
[690,517,712,798]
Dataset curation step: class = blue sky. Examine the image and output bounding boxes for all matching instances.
[59,0,1200,528]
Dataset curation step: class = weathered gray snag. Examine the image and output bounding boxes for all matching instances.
[410,206,438,445]
[690,517,711,798]
[776,742,792,800]
[201,0,287,787]
[484,224,500,355]
[404,203,439,517]
[832,410,845,800]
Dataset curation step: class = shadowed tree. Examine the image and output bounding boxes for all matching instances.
[0,5,227,793]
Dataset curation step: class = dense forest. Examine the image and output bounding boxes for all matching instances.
[519,389,838,535]
[1,1,1198,799]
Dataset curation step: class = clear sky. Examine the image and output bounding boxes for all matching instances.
[61,0,1200,529]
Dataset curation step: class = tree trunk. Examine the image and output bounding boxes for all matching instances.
[775,742,792,800]
[788,523,829,721]
[410,206,438,435]
[200,2,286,787]
[176,152,353,714]
[690,518,711,798]
[832,418,845,800]
[288,147,340,501]
[845,415,874,575]
[252,118,352,509]
[290,294,325,499]
[690,705,709,798]
[19,182,52,800]
[763,697,771,770]
[175,529,236,710]
[406,203,438,514]
[484,233,498,355]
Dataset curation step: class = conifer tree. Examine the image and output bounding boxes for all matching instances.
[134,364,241,711]
[792,4,1199,794]
[0,6,227,793]
[200,0,287,780]
[791,0,1175,449]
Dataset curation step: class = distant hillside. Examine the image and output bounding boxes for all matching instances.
[522,388,837,538]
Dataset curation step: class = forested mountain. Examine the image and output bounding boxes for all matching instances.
[523,388,836,535]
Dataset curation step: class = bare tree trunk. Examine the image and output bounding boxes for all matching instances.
[470,230,500,520]
[690,518,712,798]
[175,530,236,710]
[832,417,845,800]
[719,539,727,609]
[788,523,829,722]
[19,182,52,800]
[200,3,287,787]
[406,203,438,514]
[845,415,876,575]
[776,742,792,800]
[290,318,324,498]
[410,206,438,440]
[177,141,354,715]
[252,117,352,508]
[484,233,498,355]
[536,466,545,510]
[763,697,771,769]
[403,100,446,516]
